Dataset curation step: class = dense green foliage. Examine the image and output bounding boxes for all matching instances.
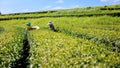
[0,21,25,67]
[27,16,120,67]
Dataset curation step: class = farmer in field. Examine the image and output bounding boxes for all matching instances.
[25,22,40,31]
[26,22,31,30]
[48,21,56,31]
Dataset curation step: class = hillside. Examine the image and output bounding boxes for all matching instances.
[0,4,120,20]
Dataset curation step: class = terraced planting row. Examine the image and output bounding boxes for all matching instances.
[28,29,120,68]
[0,26,25,67]
[53,16,120,51]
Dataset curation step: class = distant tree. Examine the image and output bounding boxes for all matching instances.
[0,11,1,15]
[104,5,107,7]
[86,6,91,9]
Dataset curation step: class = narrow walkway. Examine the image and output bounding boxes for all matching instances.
[11,31,30,68]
